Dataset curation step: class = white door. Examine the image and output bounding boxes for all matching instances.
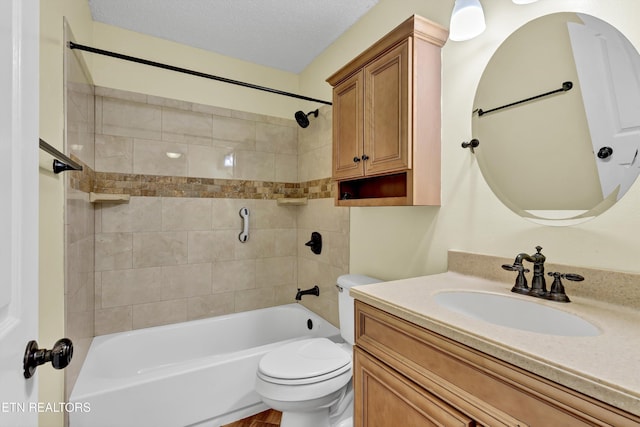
[568,13,640,201]
[0,0,40,426]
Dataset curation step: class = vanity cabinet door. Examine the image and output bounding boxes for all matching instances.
[333,70,365,180]
[354,347,474,427]
[362,39,411,176]
[355,301,640,427]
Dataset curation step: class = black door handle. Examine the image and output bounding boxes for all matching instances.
[597,146,613,159]
[23,338,73,379]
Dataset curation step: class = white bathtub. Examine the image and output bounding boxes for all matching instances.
[69,304,340,427]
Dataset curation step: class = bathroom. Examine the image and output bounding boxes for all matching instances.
[6,0,637,426]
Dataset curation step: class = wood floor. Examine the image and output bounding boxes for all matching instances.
[221,409,282,427]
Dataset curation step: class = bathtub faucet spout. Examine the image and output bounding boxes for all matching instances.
[295,285,320,301]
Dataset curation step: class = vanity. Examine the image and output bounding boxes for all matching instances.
[350,252,640,426]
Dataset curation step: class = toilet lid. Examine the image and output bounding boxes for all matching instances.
[258,338,351,380]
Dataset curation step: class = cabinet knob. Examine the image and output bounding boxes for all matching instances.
[361,154,369,161]
[353,157,361,163]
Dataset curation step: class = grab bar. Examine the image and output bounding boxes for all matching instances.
[238,207,249,243]
[39,139,83,174]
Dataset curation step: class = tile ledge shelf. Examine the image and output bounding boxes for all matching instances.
[277,198,308,206]
[89,192,130,203]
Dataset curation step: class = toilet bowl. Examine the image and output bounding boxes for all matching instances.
[255,275,382,427]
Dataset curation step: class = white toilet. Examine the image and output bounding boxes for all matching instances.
[255,274,382,427]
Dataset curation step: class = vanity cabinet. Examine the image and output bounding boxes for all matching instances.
[354,301,640,427]
[327,15,447,206]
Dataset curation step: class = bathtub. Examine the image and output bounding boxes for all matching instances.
[69,304,340,427]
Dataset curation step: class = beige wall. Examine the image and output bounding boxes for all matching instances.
[90,23,308,119]
[299,0,640,280]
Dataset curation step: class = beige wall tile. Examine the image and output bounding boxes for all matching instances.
[256,122,297,154]
[146,95,192,111]
[256,256,296,288]
[101,197,162,232]
[132,299,188,329]
[132,231,188,268]
[212,259,256,293]
[298,105,332,154]
[95,134,133,173]
[133,139,188,176]
[275,153,298,182]
[212,115,255,142]
[162,108,213,145]
[187,292,235,320]
[253,199,297,229]
[234,288,275,312]
[298,144,332,182]
[188,230,237,263]
[235,229,274,260]
[234,150,275,181]
[95,232,133,272]
[101,267,164,307]
[95,87,147,103]
[187,144,235,179]
[95,306,133,335]
[162,197,212,231]
[101,97,162,139]
[161,263,212,299]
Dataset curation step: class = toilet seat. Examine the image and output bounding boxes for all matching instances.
[258,338,351,386]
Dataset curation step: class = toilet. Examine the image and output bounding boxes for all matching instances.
[255,274,382,427]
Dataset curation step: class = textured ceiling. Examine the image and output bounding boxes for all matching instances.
[88,0,380,74]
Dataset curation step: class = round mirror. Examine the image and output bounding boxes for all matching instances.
[473,13,640,225]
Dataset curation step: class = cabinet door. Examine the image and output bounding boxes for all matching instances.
[333,70,365,180]
[354,347,474,427]
[363,39,411,176]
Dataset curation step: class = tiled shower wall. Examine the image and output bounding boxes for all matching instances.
[91,87,349,334]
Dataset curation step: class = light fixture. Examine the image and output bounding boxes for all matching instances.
[449,0,486,41]
[512,0,538,4]
[166,152,183,159]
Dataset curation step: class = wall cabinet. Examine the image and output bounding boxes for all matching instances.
[327,15,447,206]
[354,301,640,427]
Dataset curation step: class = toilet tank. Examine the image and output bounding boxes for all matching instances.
[337,274,383,345]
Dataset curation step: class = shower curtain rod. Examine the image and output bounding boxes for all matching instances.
[68,42,333,106]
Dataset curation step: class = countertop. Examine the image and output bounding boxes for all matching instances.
[350,271,640,417]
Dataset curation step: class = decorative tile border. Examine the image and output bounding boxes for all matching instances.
[70,157,334,200]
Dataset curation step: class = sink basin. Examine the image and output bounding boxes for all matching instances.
[434,291,600,337]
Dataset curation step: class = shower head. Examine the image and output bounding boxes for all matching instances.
[295,109,319,128]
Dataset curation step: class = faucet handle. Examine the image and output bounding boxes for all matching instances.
[546,272,584,303]
[503,264,530,295]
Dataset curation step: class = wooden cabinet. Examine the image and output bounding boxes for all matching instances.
[355,347,474,427]
[327,15,447,206]
[354,301,640,427]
